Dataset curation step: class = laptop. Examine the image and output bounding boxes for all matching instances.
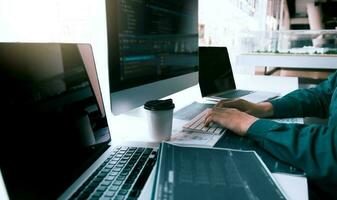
[199,47,279,103]
[0,43,158,200]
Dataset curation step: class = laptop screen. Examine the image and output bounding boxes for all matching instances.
[0,43,111,199]
[198,47,236,97]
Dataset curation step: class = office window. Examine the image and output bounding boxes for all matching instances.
[198,0,283,73]
[0,0,95,42]
[199,0,266,46]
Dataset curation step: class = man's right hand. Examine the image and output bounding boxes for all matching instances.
[215,99,274,118]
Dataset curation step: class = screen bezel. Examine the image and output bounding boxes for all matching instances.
[78,44,106,117]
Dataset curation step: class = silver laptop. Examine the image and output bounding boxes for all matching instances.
[199,47,279,103]
[0,43,158,200]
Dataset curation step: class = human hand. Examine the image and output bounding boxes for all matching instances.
[215,99,274,118]
[204,107,258,136]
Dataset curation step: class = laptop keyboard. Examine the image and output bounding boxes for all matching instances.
[183,108,226,135]
[70,146,156,200]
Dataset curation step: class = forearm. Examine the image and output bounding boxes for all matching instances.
[252,102,274,118]
[247,119,337,181]
[270,89,330,118]
[269,72,336,118]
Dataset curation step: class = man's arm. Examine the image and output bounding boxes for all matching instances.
[247,119,337,182]
[269,72,337,118]
[204,107,337,182]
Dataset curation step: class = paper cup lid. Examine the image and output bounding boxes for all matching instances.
[144,99,175,111]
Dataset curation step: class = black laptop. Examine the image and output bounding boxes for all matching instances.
[0,43,158,200]
[199,47,279,103]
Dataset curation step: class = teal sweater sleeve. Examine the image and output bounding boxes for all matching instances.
[269,72,337,118]
[246,71,337,196]
[247,119,337,183]
[246,119,337,197]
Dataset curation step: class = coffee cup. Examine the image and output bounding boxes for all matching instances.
[144,99,175,141]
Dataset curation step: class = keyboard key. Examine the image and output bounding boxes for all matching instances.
[101,197,112,200]
[109,185,120,191]
[106,175,116,181]
[112,167,122,172]
[101,180,112,186]
[214,128,223,134]
[118,189,129,195]
[97,172,107,178]
[110,171,118,176]
[110,160,118,165]
[104,191,115,197]
[115,195,125,200]
[119,160,127,164]
[208,127,216,132]
[117,175,126,181]
[105,165,114,169]
[96,185,108,192]
[120,171,129,176]
[102,168,111,173]
[113,180,123,186]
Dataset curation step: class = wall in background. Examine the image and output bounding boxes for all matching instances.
[0,0,111,116]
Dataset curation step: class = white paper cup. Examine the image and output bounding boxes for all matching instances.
[144,99,175,141]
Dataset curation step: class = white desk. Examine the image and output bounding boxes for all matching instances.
[107,75,308,200]
[107,74,299,142]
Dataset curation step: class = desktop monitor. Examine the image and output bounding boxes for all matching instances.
[106,0,199,115]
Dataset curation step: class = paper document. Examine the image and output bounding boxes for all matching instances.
[273,173,308,200]
[272,118,304,124]
[153,142,288,200]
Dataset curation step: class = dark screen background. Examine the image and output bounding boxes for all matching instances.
[198,47,236,97]
[0,43,109,199]
[107,0,199,92]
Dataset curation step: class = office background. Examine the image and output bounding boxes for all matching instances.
[1,0,336,123]
[1,1,336,198]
